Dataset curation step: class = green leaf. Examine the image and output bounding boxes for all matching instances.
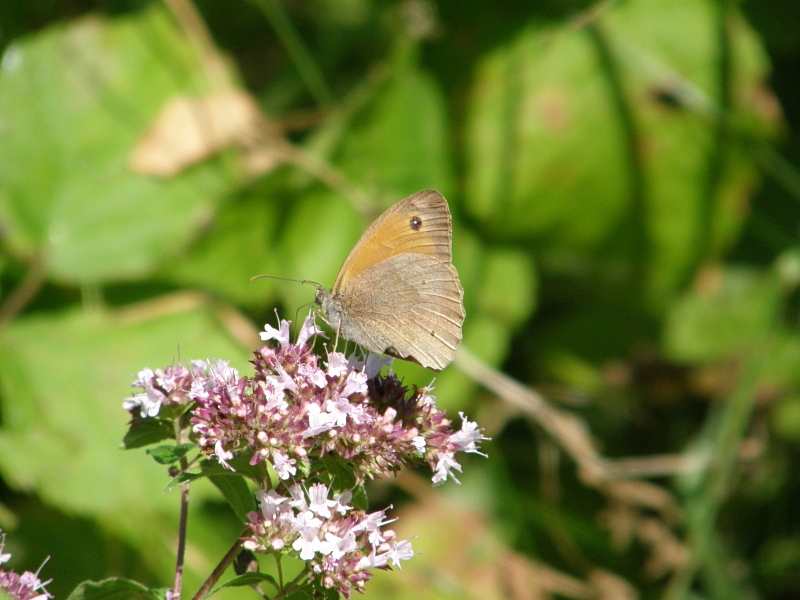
[308,581,339,600]
[164,471,204,493]
[0,6,241,283]
[209,474,256,523]
[771,397,800,443]
[164,458,226,492]
[285,589,314,600]
[164,455,262,493]
[337,63,454,198]
[464,0,778,302]
[121,418,173,450]
[146,443,194,465]
[322,455,357,491]
[277,189,364,312]
[0,302,251,575]
[157,184,283,308]
[209,572,279,596]
[663,267,781,362]
[351,484,368,511]
[66,579,163,600]
[464,22,629,244]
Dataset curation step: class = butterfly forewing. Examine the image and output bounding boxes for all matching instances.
[332,190,453,293]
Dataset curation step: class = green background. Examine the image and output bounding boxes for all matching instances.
[1,0,799,598]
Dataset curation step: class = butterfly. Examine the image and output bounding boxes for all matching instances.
[315,190,465,371]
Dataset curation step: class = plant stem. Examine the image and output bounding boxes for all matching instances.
[250,0,334,110]
[173,483,190,598]
[276,553,284,588]
[192,536,245,600]
[0,254,45,328]
[173,420,192,598]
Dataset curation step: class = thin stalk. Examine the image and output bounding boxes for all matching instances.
[173,483,190,598]
[586,22,649,299]
[249,0,334,109]
[0,254,45,328]
[694,0,733,270]
[662,345,768,600]
[173,419,192,599]
[192,536,245,600]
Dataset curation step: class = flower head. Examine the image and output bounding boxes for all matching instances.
[184,317,487,485]
[245,484,413,598]
[0,531,52,600]
[122,315,488,597]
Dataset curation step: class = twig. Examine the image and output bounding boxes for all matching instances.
[191,535,245,600]
[161,0,232,90]
[454,347,684,517]
[249,0,335,110]
[173,483,190,598]
[173,418,193,598]
[0,254,45,328]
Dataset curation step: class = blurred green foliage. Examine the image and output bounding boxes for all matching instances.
[1,0,800,599]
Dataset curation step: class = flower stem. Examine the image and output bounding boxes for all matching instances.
[273,570,310,600]
[173,483,190,598]
[191,536,245,600]
[276,553,284,588]
[173,420,191,599]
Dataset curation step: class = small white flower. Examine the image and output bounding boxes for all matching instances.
[450,413,489,455]
[321,530,358,559]
[412,436,426,452]
[271,451,297,480]
[299,363,327,388]
[325,352,349,378]
[260,320,291,348]
[123,368,165,417]
[302,404,336,437]
[308,483,337,518]
[341,370,368,397]
[288,483,308,511]
[297,314,326,347]
[263,379,289,411]
[122,392,162,418]
[432,452,462,486]
[357,549,387,569]
[292,522,323,560]
[353,510,393,547]
[333,490,353,515]
[324,396,367,427]
[273,364,298,392]
[303,404,336,438]
[210,359,239,384]
[214,440,235,471]
[385,539,414,567]
[257,489,289,520]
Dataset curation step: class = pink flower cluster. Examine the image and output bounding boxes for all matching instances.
[125,316,487,485]
[244,483,412,597]
[0,532,51,600]
[124,315,488,596]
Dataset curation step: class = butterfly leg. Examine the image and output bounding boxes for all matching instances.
[334,319,342,352]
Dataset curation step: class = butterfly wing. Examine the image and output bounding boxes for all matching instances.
[332,190,453,293]
[334,253,465,371]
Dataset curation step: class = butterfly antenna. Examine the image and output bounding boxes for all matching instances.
[250,274,321,288]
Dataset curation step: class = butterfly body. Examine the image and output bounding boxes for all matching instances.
[315,190,464,371]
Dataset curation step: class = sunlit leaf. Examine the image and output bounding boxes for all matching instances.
[0,6,242,283]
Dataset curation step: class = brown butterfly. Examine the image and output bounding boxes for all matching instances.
[315,190,465,371]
